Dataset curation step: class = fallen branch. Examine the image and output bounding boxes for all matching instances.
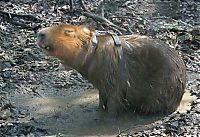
[0,10,42,30]
[1,17,40,30]
[82,11,126,32]
[152,16,193,29]
[8,19,31,29]
[0,10,42,22]
[108,15,142,20]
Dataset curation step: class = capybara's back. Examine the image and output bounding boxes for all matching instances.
[121,35,186,114]
[37,24,186,116]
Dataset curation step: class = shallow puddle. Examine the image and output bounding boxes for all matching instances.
[12,89,161,136]
[11,73,198,137]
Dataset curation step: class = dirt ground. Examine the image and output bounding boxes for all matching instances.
[0,0,200,137]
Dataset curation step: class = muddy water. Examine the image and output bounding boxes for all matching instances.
[11,73,197,137]
[12,89,160,136]
[11,71,198,137]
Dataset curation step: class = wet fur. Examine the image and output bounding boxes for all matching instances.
[38,25,186,116]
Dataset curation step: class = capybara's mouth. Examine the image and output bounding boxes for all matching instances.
[37,30,51,51]
[37,40,50,50]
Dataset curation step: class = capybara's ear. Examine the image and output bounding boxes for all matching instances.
[79,25,94,36]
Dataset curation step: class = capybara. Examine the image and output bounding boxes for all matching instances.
[37,24,186,116]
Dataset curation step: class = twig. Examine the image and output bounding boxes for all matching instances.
[152,16,193,29]
[96,0,103,12]
[69,0,74,11]
[31,87,44,98]
[0,10,42,30]
[0,10,42,22]
[8,19,31,29]
[108,16,142,20]
[127,25,134,34]
[107,26,123,35]
[82,11,126,32]
[98,0,105,17]
[1,17,40,30]
[79,0,88,11]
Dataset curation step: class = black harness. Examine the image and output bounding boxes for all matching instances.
[82,32,130,107]
[83,31,129,84]
[108,32,128,82]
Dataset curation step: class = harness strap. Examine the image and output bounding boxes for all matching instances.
[90,32,98,53]
[107,32,130,107]
[107,32,128,82]
[83,31,129,84]
[82,31,130,107]
[82,32,98,77]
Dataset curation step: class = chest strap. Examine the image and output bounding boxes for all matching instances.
[107,32,129,83]
[83,31,129,84]
[82,32,98,77]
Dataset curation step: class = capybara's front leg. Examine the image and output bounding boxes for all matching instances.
[99,91,108,111]
[106,96,121,118]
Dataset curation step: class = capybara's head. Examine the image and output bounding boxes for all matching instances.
[37,24,93,66]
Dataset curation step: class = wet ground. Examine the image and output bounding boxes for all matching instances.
[11,85,197,137]
[0,0,200,136]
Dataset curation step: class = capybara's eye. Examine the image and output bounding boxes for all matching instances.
[64,29,73,36]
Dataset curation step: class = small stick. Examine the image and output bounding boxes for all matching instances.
[6,19,31,29]
[82,11,126,32]
[69,0,74,11]
[0,10,42,22]
[95,0,105,17]
[79,0,88,11]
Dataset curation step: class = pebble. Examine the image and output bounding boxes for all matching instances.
[0,109,12,120]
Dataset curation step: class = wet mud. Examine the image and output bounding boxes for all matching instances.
[9,73,197,137]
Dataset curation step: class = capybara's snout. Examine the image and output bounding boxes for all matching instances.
[37,30,46,49]
[37,31,46,42]
[37,28,51,50]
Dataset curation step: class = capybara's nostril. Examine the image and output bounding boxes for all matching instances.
[37,32,46,41]
[37,31,48,49]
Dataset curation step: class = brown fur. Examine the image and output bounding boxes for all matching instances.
[37,24,186,116]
